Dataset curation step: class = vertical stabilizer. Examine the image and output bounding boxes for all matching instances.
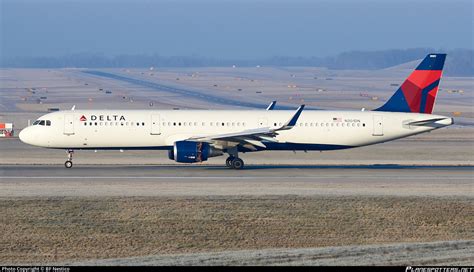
[375,54,446,114]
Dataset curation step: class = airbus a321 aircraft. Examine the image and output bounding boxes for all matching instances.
[19,54,453,169]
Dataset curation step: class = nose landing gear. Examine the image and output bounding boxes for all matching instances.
[65,149,74,168]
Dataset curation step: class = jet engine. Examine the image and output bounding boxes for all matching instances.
[168,141,223,163]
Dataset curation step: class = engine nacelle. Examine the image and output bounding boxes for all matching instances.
[168,141,223,163]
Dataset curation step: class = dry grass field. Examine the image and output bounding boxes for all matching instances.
[1,195,472,264]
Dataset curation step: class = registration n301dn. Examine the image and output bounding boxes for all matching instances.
[19,54,453,169]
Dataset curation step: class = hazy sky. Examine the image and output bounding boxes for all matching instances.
[1,0,472,59]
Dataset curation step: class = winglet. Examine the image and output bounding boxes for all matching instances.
[266,101,277,110]
[280,105,305,130]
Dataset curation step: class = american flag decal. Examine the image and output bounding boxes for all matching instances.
[333,117,342,122]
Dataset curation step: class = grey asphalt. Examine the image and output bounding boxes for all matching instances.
[67,240,474,266]
[0,165,472,197]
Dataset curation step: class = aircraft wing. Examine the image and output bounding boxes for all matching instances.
[187,105,304,150]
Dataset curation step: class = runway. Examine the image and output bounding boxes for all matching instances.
[1,165,472,197]
[83,70,288,109]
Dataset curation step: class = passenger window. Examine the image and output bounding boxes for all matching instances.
[222,122,225,126]
[363,123,366,127]
[142,122,145,126]
[84,122,87,126]
[173,122,176,126]
[179,122,181,126]
[95,122,98,126]
[121,123,124,126]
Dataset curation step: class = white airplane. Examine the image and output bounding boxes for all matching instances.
[19,54,453,169]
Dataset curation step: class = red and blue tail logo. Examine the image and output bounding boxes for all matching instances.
[376,54,446,114]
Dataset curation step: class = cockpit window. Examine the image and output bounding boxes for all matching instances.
[33,120,51,126]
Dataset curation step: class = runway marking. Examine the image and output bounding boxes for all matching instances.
[0,176,471,180]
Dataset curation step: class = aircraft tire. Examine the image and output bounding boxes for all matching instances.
[226,157,234,168]
[65,161,73,168]
[231,158,244,169]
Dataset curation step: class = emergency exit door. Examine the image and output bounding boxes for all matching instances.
[372,115,384,136]
[150,114,161,135]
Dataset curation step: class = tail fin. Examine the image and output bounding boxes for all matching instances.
[375,54,446,114]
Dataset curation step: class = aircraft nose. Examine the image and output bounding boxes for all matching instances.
[19,127,32,145]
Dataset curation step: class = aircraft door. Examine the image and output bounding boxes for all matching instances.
[151,114,161,135]
[372,115,383,136]
[64,114,75,135]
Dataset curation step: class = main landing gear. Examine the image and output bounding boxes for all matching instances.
[226,156,244,170]
[225,147,244,169]
[65,149,74,168]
